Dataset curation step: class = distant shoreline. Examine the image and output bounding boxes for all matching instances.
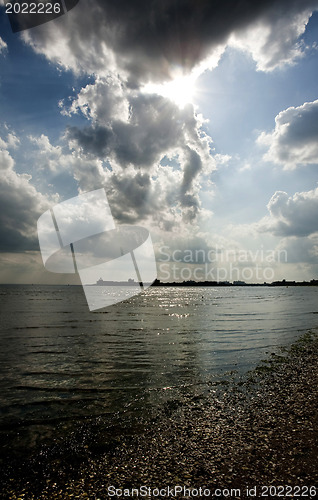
[151,278,318,287]
[0,279,318,287]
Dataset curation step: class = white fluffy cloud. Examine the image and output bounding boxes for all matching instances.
[258,100,318,168]
[60,75,129,124]
[0,135,55,251]
[229,4,315,71]
[258,188,318,237]
[0,131,20,150]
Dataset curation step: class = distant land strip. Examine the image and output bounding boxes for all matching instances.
[151,278,318,287]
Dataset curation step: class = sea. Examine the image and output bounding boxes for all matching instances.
[0,284,318,457]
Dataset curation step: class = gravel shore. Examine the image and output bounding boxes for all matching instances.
[2,329,318,499]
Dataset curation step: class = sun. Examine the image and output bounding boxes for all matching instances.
[143,74,196,108]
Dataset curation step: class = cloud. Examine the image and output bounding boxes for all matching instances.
[6,132,20,149]
[27,123,210,231]
[63,85,214,227]
[229,2,315,71]
[29,133,107,181]
[65,90,211,166]
[18,0,318,240]
[258,100,318,168]
[29,134,63,172]
[0,36,7,53]
[0,130,20,150]
[28,79,215,230]
[72,157,203,229]
[277,234,318,264]
[10,0,318,282]
[258,188,318,237]
[60,75,129,123]
[0,136,54,251]
[22,0,318,84]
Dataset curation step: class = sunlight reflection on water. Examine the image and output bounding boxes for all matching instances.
[0,285,317,432]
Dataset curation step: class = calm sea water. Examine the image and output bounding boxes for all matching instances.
[0,285,317,451]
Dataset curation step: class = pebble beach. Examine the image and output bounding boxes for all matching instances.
[1,329,317,499]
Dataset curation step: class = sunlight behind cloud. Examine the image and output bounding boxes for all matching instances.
[143,74,197,108]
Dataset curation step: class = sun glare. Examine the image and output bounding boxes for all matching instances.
[144,75,196,108]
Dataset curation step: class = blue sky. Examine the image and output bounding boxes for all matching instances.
[0,0,318,284]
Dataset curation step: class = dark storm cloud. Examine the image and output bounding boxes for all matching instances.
[67,125,113,158]
[99,0,269,82]
[107,171,156,224]
[0,226,38,252]
[108,0,318,79]
[181,147,202,194]
[66,91,211,226]
[66,94,200,168]
[179,147,202,221]
[24,0,318,82]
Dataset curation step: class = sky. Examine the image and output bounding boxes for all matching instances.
[0,0,318,284]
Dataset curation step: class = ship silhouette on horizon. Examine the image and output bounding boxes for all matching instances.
[92,277,143,287]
